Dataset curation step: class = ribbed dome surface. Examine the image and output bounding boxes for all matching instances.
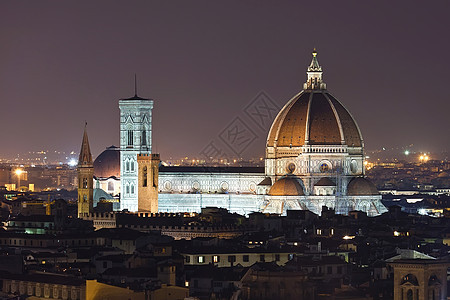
[267,91,362,148]
[347,177,379,196]
[93,146,120,178]
[268,175,305,196]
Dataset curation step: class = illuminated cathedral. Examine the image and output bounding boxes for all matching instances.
[82,50,386,216]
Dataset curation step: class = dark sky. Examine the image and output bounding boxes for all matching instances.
[1,1,449,161]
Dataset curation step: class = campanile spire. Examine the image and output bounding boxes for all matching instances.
[77,124,94,218]
[304,49,326,90]
[79,123,93,166]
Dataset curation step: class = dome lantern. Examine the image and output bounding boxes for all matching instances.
[304,49,327,90]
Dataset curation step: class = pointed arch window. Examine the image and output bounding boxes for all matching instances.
[82,178,88,189]
[126,161,130,172]
[130,161,135,172]
[126,184,130,195]
[131,184,135,194]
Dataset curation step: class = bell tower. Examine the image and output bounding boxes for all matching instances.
[119,78,153,212]
[77,124,94,218]
[137,153,160,213]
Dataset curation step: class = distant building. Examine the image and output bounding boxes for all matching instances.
[240,262,315,300]
[390,259,449,300]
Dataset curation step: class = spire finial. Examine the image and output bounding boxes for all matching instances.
[303,49,326,90]
[79,124,93,166]
[134,73,138,97]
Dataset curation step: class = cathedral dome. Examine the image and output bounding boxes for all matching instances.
[93,146,120,178]
[347,177,379,196]
[267,51,363,149]
[268,175,305,196]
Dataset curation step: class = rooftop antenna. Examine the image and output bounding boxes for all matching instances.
[134,73,138,97]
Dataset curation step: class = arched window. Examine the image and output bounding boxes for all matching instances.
[131,184,135,194]
[142,130,147,145]
[130,161,134,172]
[128,130,133,146]
[406,289,412,300]
[126,161,130,172]
[82,178,88,189]
[126,185,130,194]
[143,166,147,187]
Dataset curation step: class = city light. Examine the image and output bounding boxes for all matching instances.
[404,150,410,155]
[419,154,430,163]
[68,159,78,167]
[363,160,373,170]
[15,168,23,191]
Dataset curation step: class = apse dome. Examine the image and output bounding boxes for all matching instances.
[268,175,305,196]
[315,177,335,186]
[267,50,363,150]
[347,177,379,196]
[93,145,120,178]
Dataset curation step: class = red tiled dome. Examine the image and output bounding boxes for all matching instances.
[268,175,305,196]
[315,177,335,186]
[347,177,379,196]
[267,91,363,148]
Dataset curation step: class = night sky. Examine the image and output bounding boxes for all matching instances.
[1,1,449,161]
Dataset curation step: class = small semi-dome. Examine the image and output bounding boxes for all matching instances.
[437,171,449,178]
[347,177,379,196]
[268,175,305,196]
[94,146,120,178]
[315,177,335,186]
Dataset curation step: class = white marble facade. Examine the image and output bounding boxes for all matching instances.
[97,51,388,217]
[157,170,265,215]
[119,96,153,212]
[158,171,264,194]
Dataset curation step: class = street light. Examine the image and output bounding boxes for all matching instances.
[15,169,23,191]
